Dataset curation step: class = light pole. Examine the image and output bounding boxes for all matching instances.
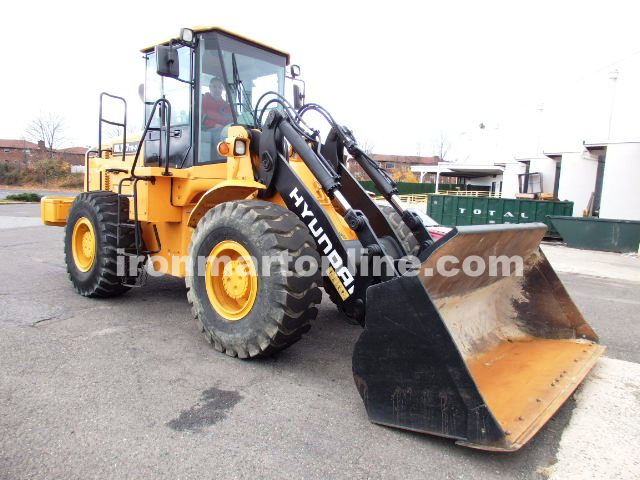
[536,102,544,155]
[607,69,619,141]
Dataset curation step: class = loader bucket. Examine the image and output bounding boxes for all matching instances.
[352,223,604,451]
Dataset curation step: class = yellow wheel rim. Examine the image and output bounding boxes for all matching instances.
[71,217,96,272]
[205,240,258,321]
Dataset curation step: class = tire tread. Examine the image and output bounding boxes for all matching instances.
[64,192,136,298]
[186,200,322,358]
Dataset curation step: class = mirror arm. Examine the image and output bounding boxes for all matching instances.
[169,37,198,50]
[173,77,194,86]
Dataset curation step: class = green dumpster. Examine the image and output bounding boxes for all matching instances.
[426,196,573,237]
[549,216,640,253]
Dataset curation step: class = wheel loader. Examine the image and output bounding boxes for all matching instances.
[40,27,604,451]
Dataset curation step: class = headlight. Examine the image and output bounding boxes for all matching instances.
[234,139,246,156]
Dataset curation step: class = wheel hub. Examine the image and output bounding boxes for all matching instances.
[222,260,249,299]
[205,241,258,321]
[82,232,94,258]
[71,217,96,272]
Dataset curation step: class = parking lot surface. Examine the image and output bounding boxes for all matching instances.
[1,204,639,479]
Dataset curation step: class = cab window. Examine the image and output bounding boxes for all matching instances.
[196,32,286,164]
[143,46,193,167]
[144,47,192,127]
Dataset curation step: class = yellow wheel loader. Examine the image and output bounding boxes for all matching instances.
[40,27,604,451]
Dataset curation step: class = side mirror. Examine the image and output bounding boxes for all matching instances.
[293,84,305,110]
[290,64,301,78]
[156,45,179,78]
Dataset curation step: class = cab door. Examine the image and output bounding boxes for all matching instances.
[143,46,194,168]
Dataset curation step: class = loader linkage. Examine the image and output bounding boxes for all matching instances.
[256,105,604,451]
[258,109,432,321]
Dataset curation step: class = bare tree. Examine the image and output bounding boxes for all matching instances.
[432,130,450,162]
[25,113,66,158]
[106,125,124,139]
[359,139,375,156]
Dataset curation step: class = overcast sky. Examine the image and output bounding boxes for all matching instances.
[2,0,639,160]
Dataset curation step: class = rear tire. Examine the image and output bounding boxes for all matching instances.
[186,200,322,358]
[64,192,135,297]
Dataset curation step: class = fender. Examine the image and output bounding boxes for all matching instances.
[186,179,266,228]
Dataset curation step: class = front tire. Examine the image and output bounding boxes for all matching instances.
[327,203,420,323]
[186,200,322,358]
[377,204,419,256]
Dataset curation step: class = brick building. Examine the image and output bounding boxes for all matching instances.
[0,139,86,167]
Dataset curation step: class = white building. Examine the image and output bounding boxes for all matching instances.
[550,142,640,220]
[411,141,640,222]
[411,163,504,194]
[410,157,555,199]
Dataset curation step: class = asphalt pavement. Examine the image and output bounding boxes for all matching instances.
[0,203,638,479]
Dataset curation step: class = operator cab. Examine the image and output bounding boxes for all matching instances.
[141,27,290,168]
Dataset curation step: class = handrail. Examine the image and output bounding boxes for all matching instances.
[130,98,172,180]
[98,92,127,161]
[435,190,502,198]
[375,194,429,205]
[375,191,502,205]
[84,149,99,191]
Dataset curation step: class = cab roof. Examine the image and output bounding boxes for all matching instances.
[140,26,290,64]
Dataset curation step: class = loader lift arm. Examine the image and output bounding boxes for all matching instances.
[332,125,435,258]
[258,109,409,321]
[258,104,435,261]
[296,102,435,257]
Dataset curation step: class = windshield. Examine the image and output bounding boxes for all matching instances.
[197,32,286,163]
[220,40,285,124]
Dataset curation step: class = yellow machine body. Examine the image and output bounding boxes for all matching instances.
[41,125,357,277]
